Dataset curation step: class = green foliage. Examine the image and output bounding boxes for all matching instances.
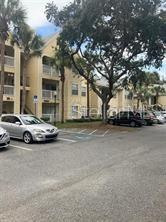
[53,37,72,78]
[46,0,166,121]
[123,70,165,106]
[0,0,26,41]
[66,118,102,123]
[12,23,44,59]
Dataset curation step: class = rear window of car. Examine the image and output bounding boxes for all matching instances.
[1,116,14,123]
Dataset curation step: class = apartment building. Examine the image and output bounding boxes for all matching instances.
[0,40,22,114]
[26,34,99,122]
[0,35,99,122]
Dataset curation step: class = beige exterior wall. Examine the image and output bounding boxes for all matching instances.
[158,96,166,107]
[64,70,87,119]
[0,41,21,114]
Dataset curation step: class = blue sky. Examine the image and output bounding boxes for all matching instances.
[36,24,59,37]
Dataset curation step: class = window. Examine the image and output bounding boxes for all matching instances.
[72,106,79,118]
[81,87,86,96]
[1,115,21,124]
[81,106,87,117]
[72,84,78,95]
[1,116,11,122]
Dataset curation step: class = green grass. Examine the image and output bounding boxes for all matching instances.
[55,121,103,129]
[55,121,136,132]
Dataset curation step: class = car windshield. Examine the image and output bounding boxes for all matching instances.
[154,112,161,116]
[20,116,43,125]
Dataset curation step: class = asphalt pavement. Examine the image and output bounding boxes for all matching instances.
[0,124,166,222]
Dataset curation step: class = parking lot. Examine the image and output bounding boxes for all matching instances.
[2,124,163,153]
[4,128,114,152]
[0,124,166,222]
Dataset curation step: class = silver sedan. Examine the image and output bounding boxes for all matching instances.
[0,115,59,144]
[0,126,10,148]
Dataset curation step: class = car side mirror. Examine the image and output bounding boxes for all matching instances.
[15,122,21,126]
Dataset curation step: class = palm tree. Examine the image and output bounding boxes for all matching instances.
[151,85,166,104]
[0,0,26,115]
[54,38,71,123]
[75,57,93,118]
[13,23,43,114]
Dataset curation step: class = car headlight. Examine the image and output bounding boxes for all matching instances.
[1,132,9,139]
[33,129,45,134]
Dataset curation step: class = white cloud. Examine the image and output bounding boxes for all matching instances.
[21,0,71,28]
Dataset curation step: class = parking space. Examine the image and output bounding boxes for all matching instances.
[60,128,111,137]
[5,128,112,153]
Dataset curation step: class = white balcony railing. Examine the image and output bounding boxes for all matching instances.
[4,85,14,96]
[43,65,59,78]
[0,56,14,67]
[42,90,58,100]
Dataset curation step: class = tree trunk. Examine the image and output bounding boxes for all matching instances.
[21,59,27,114]
[137,99,140,110]
[60,68,65,123]
[101,100,108,124]
[87,80,90,118]
[0,40,5,116]
[156,93,158,104]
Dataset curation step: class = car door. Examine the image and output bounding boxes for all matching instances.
[120,112,129,124]
[0,115,13,134]
[10,116,24,138]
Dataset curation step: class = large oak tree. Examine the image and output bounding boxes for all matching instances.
[46,0,166,122]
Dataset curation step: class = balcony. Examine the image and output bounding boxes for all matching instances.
[43,65,59,78]
[0,56,14,67]
[42,90,59,101]
[4,85,14,96]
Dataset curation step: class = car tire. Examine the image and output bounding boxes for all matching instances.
[113,120,116,125]
[23,132,33,144]
[144,120,148,126]
[130,121,136,127]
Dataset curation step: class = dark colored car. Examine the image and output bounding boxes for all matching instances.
[108,111,143,127]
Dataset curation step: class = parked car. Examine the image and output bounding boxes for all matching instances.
[108,111,143,127]
[152,111,165,124]
[137,111,157,126]
[0,126,10,149]
[161,111,166,119]
[0,115,59,144]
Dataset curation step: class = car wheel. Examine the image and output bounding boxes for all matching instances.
[144,120,148,126]
[130,121,136,127]
[23,132,33,144]
[113,120,116,125]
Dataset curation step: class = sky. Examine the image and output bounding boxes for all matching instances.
[21,0,71,36]
[21,0,166,77]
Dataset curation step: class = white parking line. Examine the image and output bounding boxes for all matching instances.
[88,130,97,135]
[58,138,76,143]
[61,130,87,135]
[102,130,110,136]
[10,145,33,151]
[78,129,87,133]
[76,136,90,140]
